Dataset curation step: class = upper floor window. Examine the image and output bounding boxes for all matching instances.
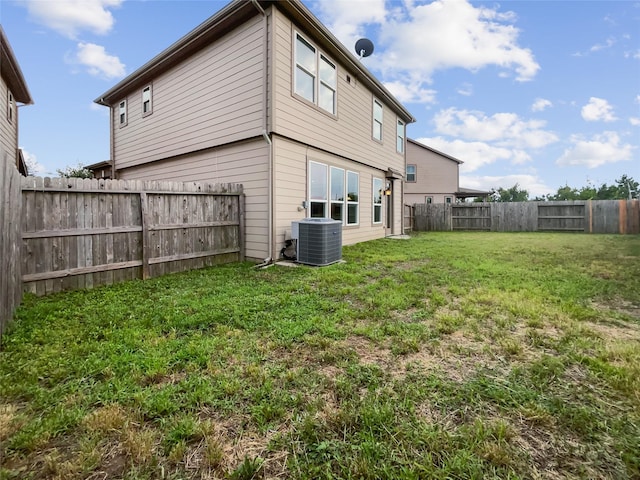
[118,100,127,126]
[295,33,337,115]
[7,91,14,123]
[397,119,405,153]
[406,165,416,182]
[142,85,152,116]
[373,99,383,141]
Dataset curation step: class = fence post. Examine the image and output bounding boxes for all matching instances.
[239,192,246,262]
[139,191,150,280]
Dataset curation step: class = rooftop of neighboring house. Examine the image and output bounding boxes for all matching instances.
[407,138,463,165]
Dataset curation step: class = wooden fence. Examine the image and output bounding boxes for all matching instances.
[1,149,23,340]
[21,177,245,296]
[413,200,640,234]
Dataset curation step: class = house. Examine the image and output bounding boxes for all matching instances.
[85,160,113,179]
[404,138,489,204]
[1,25,33,175]
[95,0,414,262]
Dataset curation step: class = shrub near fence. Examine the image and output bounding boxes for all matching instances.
[21,177,245,296]
[1,150,22,339]
[414,200,640,234]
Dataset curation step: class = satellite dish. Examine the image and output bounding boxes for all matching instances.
[355,38,374,58]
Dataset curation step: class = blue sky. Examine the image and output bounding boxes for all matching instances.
[3,0,639,197]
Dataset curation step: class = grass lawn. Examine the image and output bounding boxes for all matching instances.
[1,232,639,479]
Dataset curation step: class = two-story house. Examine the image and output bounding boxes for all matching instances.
[95,0,414,262]
[1,26,33,175]
[404,138,489,204]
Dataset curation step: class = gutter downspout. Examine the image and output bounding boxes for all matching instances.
[253,0,274,264]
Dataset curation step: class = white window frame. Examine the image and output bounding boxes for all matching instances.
[309,161,328,218]
[294,32,337,115]
[373,98,383,141]
[7,91,13,124]
[142,85,152,116]
[118,100,127,127]
[397,119,405,153]
[425,196,433,204]
[406,165,416,183]
[346,171,359,226]
[330,166,345,222]
[445,196,453,204]
[373,178,383,224]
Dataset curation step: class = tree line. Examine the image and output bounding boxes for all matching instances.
[483,175,639,202]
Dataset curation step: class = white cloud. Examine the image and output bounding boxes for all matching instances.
[531,98,552,112]
[556,131,634,168]
[415,136,528,172]
[22,0,122,39]
[383,80,437,104]
[70,42,126,79]
[457,83,473,96]
[459,174,554,197]
[581,97,617,122]
[20,149,47,176]
[432,108,558,149]
[590,36,616,52]
[630,117,640,126]
[314,0,540,104]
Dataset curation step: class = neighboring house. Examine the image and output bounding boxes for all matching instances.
[95,0,414,262]
[1,25,33,175]
[404,138,489,204]
[86,160,113,179]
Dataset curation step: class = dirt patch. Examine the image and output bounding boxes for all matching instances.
[583,318,640,342]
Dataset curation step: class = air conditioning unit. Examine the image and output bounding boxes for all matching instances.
[291,218,342,266]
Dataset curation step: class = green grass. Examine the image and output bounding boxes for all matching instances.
[1,232,639,479]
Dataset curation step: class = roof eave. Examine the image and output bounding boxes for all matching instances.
[276,0,415,124]
[94,0,257,106]
[407,138,464,164]
[0,26,34,105]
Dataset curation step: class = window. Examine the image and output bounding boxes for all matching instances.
[406,165,416,182]
[373,178,383,224]
[142,85,152,116]
[445,196,453,204]
[347,171,359,225]
[397,119,405,153]
[7,91,13,123]
[373,99,383,141]
[309,161,328,217]
[425,196,433,204]
[118,100,127,126]
[330,167,344,221]
[309,162,359,225]
[295,33,337,115]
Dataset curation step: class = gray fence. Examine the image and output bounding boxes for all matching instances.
[21,177,245,296]
[1,150,23,340]
[413,200,640,234]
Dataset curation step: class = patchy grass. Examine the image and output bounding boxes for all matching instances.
[1,232,639,479]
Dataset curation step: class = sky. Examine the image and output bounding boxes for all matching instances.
[2,0,639,197]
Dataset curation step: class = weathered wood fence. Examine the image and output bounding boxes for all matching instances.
[413,200,640,234]
[21,177,245,296]
[1,149,23,340]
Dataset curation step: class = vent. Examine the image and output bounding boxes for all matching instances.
[291,218,342,266]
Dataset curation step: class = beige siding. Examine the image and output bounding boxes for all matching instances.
[405,141,460,204]
[271,9,405,176]
[113,15,267,170]
[0,77,17,162]
[116,138,269,260]
[273,136,396,255]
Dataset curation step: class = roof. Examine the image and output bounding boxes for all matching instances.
[407,138,464,165]
[456,187,492,198]
[94,0,414,124]
[1,25,33,105]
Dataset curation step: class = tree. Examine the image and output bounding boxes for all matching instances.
[56,163,93,179]
[614,174,639,200]
[490,183,529,202]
